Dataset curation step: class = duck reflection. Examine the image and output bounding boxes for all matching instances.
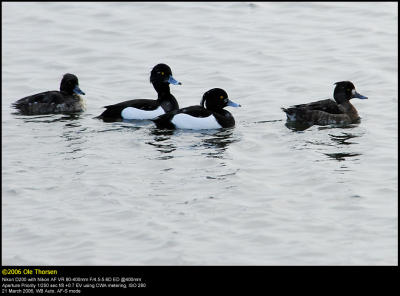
[15,112,82,123]
[328,132,359,145]
[324,152,362,161]
[15,112,88,160]
[147,128,176,158]
[324,131,363,161]
[147,127,239,159]
[296,126,364,162]
[199,128,238,158]
[59,116,89,160]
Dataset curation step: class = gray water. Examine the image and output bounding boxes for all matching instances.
[2,2,397,265]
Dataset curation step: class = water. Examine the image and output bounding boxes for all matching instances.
[2,2,397,265]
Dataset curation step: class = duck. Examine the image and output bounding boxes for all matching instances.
[282,81,367,126]
[97,64,181,121]
[152,88,241,130]
[12,73,85,115]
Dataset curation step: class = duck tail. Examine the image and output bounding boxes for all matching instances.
[94,109,107,120]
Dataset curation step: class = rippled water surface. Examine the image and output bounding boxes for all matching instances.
[2,2,397,265]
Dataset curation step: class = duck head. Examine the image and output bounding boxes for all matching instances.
[60,73,85,95]
[333,81,367,104]
[200,88,241,111]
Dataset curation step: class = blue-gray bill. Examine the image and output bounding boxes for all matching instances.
[353,91,367,99]
[227,99,241,107]
[168,76,182,85]
[73,85,85,95]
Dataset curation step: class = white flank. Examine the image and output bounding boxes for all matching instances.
[121,106,164,120]
[171,113,222,130]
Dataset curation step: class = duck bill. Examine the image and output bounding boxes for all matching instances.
[227,99,241,107]
[167,75,182,85]
[352,91,367,99]
[73,85,85,95]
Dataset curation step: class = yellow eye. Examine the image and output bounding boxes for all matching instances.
[220,95,224,99]
[161,72,164,75]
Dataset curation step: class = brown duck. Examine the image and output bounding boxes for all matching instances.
[282,81,368,126]
[12,73,85,115]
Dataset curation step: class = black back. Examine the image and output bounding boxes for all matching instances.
[290,99,342,114]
